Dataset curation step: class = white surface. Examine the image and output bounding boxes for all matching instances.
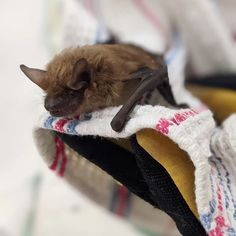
[0,1,141,235]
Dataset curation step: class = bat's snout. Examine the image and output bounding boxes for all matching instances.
[44,95,80,117]
[44,96,64,111]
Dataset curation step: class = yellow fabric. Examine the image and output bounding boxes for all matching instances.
[188,85,236,122]
[136,129,198,218]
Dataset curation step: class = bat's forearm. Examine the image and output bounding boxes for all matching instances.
[111,67,168,132]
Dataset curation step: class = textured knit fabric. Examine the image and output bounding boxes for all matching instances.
[202,115,236,235]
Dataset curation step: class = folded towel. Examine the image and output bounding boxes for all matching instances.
[34,100,236,234]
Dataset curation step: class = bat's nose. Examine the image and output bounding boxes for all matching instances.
[44,96,63,111]
[44,99,53,111]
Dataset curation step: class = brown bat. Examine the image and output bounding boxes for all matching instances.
[20,44,183,132]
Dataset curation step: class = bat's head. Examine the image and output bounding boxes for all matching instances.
[20,48,136,117]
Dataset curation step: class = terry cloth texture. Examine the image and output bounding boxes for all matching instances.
[34,103,236,234]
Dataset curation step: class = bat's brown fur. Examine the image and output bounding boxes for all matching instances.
[41,44,164,116]
[21,44,166,117]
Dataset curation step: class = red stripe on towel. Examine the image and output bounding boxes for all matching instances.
[49,136,68,177]
[49,136,61,170]
[55,119,68,133]
[116,186,128,216]
[58,152,67,177]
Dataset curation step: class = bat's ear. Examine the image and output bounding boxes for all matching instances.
[20,64,47,89]
[68,58,91,90]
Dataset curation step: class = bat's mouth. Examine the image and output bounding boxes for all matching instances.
[48,104,78,117]
[49,109,67,117]
[45,94,82,117]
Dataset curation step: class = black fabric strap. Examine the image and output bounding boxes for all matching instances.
[130,136,206,236]
[187,74,236,90]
